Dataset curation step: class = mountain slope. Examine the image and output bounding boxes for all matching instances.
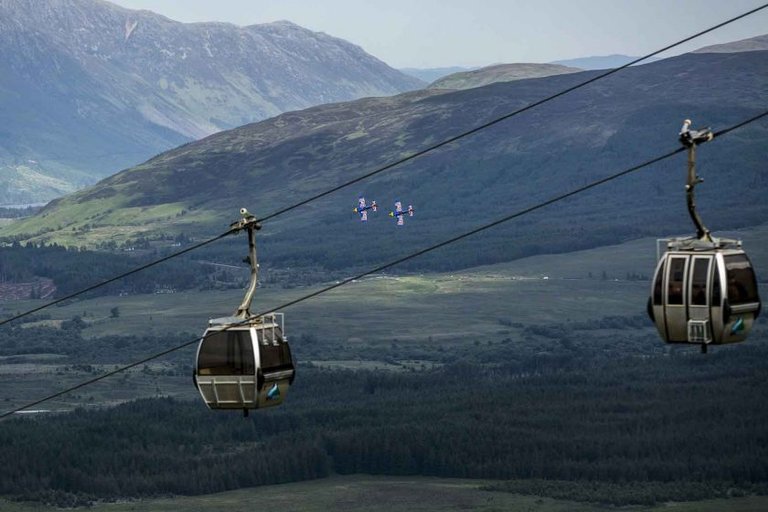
[399,66,475,83]
[0,0,423,205]
[550,54,660,69]
[694,33,768,53]
[428,63,581,90]
[2,49,767,275]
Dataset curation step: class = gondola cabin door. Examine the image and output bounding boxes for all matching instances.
[687,255,713,343]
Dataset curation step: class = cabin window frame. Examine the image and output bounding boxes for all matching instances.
[724,253,760,306]
[667,256,687,306]
[197,330,256,376]
[689,256,711,307]
[653,258,666,305]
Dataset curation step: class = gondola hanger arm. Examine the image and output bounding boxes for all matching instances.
[678,119,714,242]
[230,208,262,320]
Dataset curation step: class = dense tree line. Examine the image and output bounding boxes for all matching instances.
[1,342,767,506]
[0,243,216,298]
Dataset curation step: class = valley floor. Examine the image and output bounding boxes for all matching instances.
[2,475,768,512]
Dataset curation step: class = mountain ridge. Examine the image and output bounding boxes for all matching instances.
[549,54,660,70]
[0,0,423,205]
[428,63,581,90]
[2,49,767,275]
[694,33,768,53]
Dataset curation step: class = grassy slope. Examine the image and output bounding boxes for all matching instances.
[1,475,767,512]
[3,51,766,272]
[429,63,581,90]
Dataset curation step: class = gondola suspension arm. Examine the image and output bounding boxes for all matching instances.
[229,208,262,319]
[678,119,714,241]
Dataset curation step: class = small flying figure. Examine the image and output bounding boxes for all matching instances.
[353,196,377,222]
[388,201,414,226]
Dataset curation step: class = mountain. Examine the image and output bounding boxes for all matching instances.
[0,0,423,206]
[694,33,768,53]
[428,63,581,90]
[399,66,475,83]
[550,54,660,70]
[2,49,766,276]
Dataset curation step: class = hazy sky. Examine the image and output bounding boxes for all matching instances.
[109,0,768,68]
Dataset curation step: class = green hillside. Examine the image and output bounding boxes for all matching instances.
[428,62,581,90]
[2,50,767,276]
[0,0,423,205]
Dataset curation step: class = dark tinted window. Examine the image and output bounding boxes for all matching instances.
[711,261,721,305]
[260,327,283,344]
[668,257,686,305]
[724,254,759,305]
[256,327,293,372]
[259,343,293,371]
[197,330,255,376]
[690,258,710,306]
[653,259,665,305]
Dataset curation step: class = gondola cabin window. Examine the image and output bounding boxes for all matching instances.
[691,258,710,306]
[724,254,759,305]
[197,331,255,376]
[653,259,665,305]
[712,261,722,304]
[668,257,686,305]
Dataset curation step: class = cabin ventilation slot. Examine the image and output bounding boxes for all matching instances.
[687,320,711,344]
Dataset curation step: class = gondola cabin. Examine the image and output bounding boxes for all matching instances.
[648,240,761,351]
[194,313,295,411]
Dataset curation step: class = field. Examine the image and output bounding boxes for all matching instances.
[6,224,766,340]
[1,475,768,512]
[2,234,669,340]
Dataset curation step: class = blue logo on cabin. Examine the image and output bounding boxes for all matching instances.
[266,383,280,401]
[731,317,745,334]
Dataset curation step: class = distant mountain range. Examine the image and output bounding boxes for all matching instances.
[694,33,768,53]
[550,33,768,70]
[550,54,661,70]
[428,63,581,90]
[0,0,423,205]
[399,66,475,83]
[4,44,766,275]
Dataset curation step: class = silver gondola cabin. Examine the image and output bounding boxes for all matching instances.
[647,121,761,353]
[194,209,295,414]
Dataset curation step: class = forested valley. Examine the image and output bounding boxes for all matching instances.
[1,338,767,508]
